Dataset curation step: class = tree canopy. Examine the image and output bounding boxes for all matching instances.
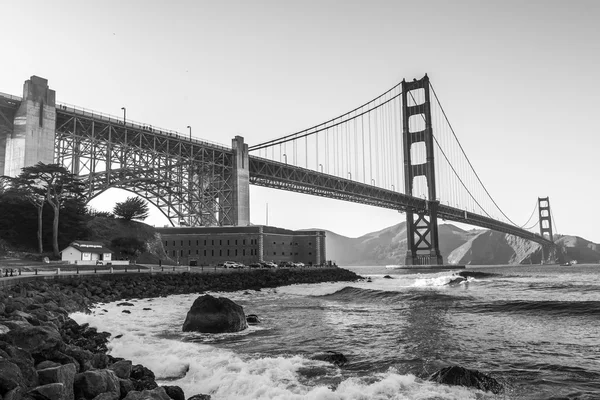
[113,197,150,221]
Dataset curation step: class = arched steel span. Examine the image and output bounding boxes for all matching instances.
[54,106,239,227]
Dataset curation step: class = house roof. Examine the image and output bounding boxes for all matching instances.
[65,241,114,254]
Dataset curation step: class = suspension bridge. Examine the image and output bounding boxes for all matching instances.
[0,75,556,265]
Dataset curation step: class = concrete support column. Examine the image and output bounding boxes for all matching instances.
[4,76,56,177]
[231,135,250,226]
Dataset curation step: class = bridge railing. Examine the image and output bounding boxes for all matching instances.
[0,92,22,102]
[55,101,231,151]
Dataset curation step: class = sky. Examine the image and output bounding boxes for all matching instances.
[1,0,599,242]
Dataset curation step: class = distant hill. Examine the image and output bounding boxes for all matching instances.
[323,223,600,266]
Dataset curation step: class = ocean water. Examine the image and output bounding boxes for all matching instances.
[71,265,600,399]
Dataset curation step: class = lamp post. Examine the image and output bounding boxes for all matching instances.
[121,107,126,125]
[319,163,323,173]
[187,125,192,140]
[391,184,395,191]
[348,172,352,180]
[283,154,287,164]
[371,179,375,186]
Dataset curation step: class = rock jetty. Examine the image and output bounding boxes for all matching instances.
[0,267,360,399]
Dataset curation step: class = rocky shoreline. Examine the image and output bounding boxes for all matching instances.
[0,267,360,400]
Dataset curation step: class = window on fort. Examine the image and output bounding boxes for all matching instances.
[189,240,191,246]
[273,242,276,245]
[235,240,238,245]
[295,252,298,255]
[220,240,222,245]
[290,242,292,245]
[281,252,285,256]
[309,252,312,255]
[172,241,175,246]
[309,242,312,246]
[243,239,246,245]
[235,249,238,256]
[180,250,183,257]
[295,242,298,246]
[196,240,199,246]
[220,250,222,256]
[172,250,176,257]
[204,240,206,246]
[211,250,214,256]
[196,250,198,255]
[227,249,230,256]
[212,240,214,246]
[181,241,183,246]
[204,250,207,256]
[228,240,230,245]
[188,250,191,255]
[243,249,245,256]
[281,242,284,245]
[165,241,168,247]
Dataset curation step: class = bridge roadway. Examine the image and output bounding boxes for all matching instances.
[249,157,554,246]
[0,93,552,246]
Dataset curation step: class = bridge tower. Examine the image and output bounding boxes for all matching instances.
[2,76,56,177]
[401,75,443,265]
[538,197,553,241]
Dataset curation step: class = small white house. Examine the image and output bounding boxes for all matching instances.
[61,241,114,265]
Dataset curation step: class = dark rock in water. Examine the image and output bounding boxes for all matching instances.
[143,308,152,311]
[122,310,131,314]
[429,365,503,394]
[162,385,185,400]
[383,275,393,279]
[130,364,158,390]
[188,395,211,400]
[114,334,123,339]
[447,277,467,285]
[312,351,348,367]
[182,295,247,333]
[102,309,109,313]
[27,382,64,400]
[117,302,135,307]
[246,314,260,324]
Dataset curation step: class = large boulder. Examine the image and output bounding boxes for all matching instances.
[0,359,25,395]
[0,325,63,355]
[182,295,247,333]
[429,365,503,394]
[162,385,185,400]
[109,359,132,379]
[73,369,120,400]
[130,364,157,391]
[37,363,77,400]
[122,386,171,400]
[26,383,64,400]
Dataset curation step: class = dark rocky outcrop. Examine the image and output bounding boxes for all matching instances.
[429,365,503,394]
[182,295,247,333]
[383,275,393,279]
[246,314,260,324]
[0,267,359,400]
[122,386,170,400]
[162,385,185,400]
[311,351,348,367]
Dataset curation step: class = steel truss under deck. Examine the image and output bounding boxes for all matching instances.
[54,108,236,226]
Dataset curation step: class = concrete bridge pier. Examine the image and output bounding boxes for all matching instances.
[230,135,250,226]
[3,76,56,177]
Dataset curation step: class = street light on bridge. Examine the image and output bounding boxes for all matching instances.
[319,164,323,173]
[283,153,287,164]
[391,184,395,191]
[371,178,375,185]
[121,107,126,125]
[348,172,352,180]
[187,125,192,140]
